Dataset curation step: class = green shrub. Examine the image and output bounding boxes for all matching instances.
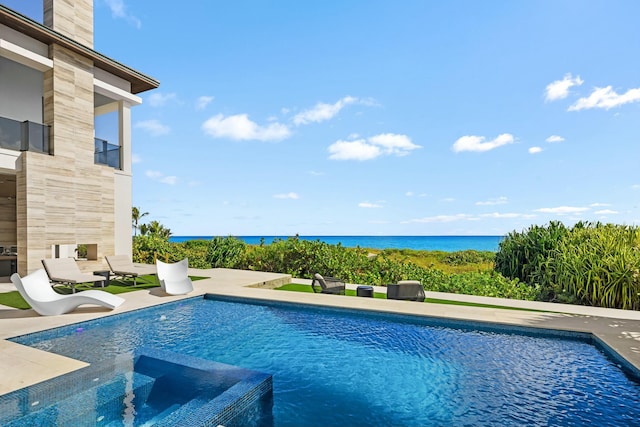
[442,250,495,266]
[206,236,247,268]
[132,235,171,264]
[550,224,640,309]
[495,221,640,309]
[494,221,571,296]
[132,235,537,301]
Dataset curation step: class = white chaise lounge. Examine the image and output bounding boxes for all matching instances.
[156,258,194,295]
[11,269,124,316]
[42,258,107,293]
[106,255,156,286]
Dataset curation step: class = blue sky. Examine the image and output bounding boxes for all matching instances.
[6,1,640,236]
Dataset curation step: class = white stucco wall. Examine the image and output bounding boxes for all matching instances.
[0,56,43,123]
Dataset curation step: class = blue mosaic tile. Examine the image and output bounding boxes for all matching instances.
[0,347,272,427]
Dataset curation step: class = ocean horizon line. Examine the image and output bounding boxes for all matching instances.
[168,235,504,252]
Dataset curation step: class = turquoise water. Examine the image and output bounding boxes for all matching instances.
[169,235,503,252]
[12,297,640,427]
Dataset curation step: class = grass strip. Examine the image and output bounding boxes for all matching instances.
[276,284,551,312]
[276,283,386,298]
[0,274,207,309]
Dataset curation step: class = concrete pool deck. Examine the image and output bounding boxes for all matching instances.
[2,267,640,396]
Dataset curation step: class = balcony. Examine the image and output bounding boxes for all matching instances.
[0,116,50,154]
[94,138,121,169]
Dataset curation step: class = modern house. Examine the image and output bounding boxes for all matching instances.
[0,1,158,277]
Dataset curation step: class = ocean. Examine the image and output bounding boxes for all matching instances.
[168,235,504,252]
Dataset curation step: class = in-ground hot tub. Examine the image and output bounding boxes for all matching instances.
[0,347,273,427]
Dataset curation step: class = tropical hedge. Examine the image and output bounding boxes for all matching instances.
[133,221,640,310]
[495,221,640,310]
[133,234,536,300]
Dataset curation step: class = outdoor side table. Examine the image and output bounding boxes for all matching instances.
[356,285,374,297]
[93,270,110,288]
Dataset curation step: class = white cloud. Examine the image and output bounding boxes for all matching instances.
[145,170,176,185]
[535,206,589,214]
[104,0,141,28]
[358,202,383,208]
[545,73,583,101]
[632,184,640,190]
[160,176,177,185]
[405,214,475,223]
[328,139,381,161]
[480,212,537,219]
[405,191,414,197]
[569,86,640,111]
[368,220,390,224]
[308,170,324,176]
[590,202,610,207]
[529,146,543,154]
[131,153,141,164]
[476,196,508,206]
[546,135,565,143]
[202,114,291,141]
[452,133,514,153]
[196,96,214,110]
[328,133,419,161]
[367,133,421,156]
[135,120,170,136]
[147,92,177,107]
[595,209,618,215]
[441,198,456,203]
[293,96,359,125]
[273,192,299,199]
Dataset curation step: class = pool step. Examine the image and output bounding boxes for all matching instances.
[4,371,157,427]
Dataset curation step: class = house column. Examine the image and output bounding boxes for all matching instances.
[114,101,133,256]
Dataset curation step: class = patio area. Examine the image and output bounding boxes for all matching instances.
[2,266,640,397]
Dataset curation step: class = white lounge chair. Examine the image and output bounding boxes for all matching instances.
[105,255,156,286]
[156,258,194,295]
[10,269,124,316]
[42,258,107,293]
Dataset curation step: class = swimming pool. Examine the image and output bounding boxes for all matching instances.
[9,296,640,426]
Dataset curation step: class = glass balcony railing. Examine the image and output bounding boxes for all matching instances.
[0,116,121,169]
[94,138,121,169]
[0,116,50,154]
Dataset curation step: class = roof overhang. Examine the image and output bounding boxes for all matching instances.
[0,4,159,94]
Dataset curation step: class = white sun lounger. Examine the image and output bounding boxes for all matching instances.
[105,255,156,286]
[11,269,124,316]
[156,258,194,295]
[42,258,107,293]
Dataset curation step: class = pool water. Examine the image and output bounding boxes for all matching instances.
[11,296,640,427]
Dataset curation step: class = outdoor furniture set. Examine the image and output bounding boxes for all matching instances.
[312,273,425,301]
[10,255,194,316]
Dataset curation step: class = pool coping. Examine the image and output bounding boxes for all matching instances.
[2,267,640,396]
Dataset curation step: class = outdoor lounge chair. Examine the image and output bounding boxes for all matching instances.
[311,273,346,295]
[41,258,108,293]
[106,255,156,286]
[156,258,194,295]
[10,269,124,316]
[386,280,425,301]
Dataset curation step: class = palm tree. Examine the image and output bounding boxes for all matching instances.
[147,220,172,239]
[132,206,148,236]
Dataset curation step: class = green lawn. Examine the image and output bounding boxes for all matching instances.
[0,276,547,313]
[0,274,208,310]
[276,283,387,298]
[276,283,550,312]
